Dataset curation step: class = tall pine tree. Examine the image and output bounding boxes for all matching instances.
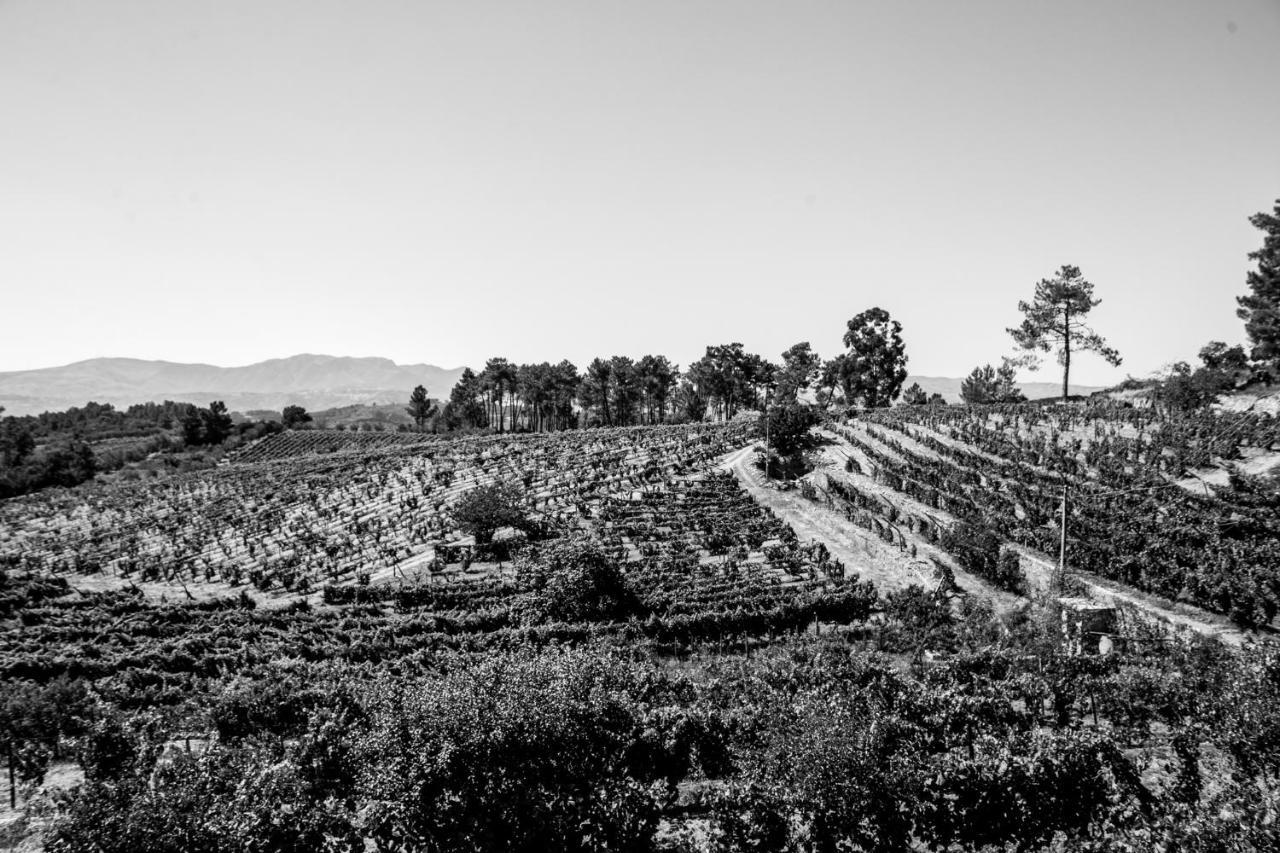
[1237,199,1280,366]
[406,385,437,432]
[1007,265,1121,401]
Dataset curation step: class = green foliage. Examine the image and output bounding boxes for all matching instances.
[0,418,35,466]
[727,691,919,852]
[1156,342,1251,411]
[514,359,582,430]
[406,384,438,432]
[938,523,1028,595]
[450,480,528,545]
[759,402,819,458]
[918,729,1142,850]
[50,737,361,853]
[280,404,312,429]
[686,343,774,421]
[882,584,956,655]
[776,341,821,402]
[514,535,640,624]
[355,649,708,853]
[839,307,909,408]
[209,680,310,742]
[445,366,489,429]
[671,379,708,423]
[1237,199,1280,366]
[470,357,589,432]
[901,382,928,405]
[1008,265,1122,400]
[78,709,164,783]
[817,354,847,410]
[579,356,649,427]
[182,401,233,446]
[959,359,1025,404]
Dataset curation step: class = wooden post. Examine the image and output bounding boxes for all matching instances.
[764,393,770,483]
[1057,486,1068,593]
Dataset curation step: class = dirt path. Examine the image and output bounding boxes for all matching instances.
[727,431,1256,645]
[845,424,1258,644]
[719,445,1021,606]
[812,434,1022,608]
[827,426,1257,645]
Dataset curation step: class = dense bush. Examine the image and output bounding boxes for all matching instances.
[938,521,1028,595]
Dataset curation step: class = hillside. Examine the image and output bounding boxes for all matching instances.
[0,355,466,416]
[3,407,1279,849]
[906,375,1104,402]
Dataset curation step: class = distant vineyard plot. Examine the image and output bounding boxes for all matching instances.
[0,423,757,599]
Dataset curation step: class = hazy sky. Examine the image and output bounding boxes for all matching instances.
[2,0,1279,384]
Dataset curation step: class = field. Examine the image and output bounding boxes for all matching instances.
[835,403,1280,629]
[3,405,1280,851]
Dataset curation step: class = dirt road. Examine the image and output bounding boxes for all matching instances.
[719,445,1019,605]
[724,437,1255,646]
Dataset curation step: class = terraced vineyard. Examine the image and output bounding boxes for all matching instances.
[0,419,882,743]
[832,403,1280,628]
[5,408,1280,852]
[0,423,754,597]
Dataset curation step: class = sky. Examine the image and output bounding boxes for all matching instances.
[2,0,1279,385]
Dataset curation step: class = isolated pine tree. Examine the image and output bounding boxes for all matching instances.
[406,385,437,432]
[1237,199,1280,366]
[1007,265,1121,401]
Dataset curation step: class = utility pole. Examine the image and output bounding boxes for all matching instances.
[1056,485,1068,595]
[764,391,770,483]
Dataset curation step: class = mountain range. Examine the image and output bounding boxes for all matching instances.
[0,356,1103,417]
[0,355,467,417]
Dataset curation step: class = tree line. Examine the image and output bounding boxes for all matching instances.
[416,307,912,434]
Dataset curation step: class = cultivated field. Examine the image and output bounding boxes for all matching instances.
[4,405,1280,851]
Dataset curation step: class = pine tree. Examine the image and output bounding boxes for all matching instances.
[1008,265,1121,401]
[1237,199,1280,366]
[901,382,928,405]
[446,368,487,430]
[960,365,999,404]
[406,385,437,432]
[777,342,821,402]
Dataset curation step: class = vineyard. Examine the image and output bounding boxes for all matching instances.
[3,407,1280,851]
[824,403,1280,628]
[0,423,754,598]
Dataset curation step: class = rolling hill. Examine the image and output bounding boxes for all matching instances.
[0,355,467,416]
[903,375,1104,403]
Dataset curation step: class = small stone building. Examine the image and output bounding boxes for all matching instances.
[1059,597,1119,655]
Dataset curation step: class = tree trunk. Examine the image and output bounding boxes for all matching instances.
[1061,311,1071,402]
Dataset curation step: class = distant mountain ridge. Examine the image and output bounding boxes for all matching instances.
[905,375,1104,404]
[0,355,467,416]
[0,356,1103,417]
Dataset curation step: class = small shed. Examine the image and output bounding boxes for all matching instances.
[1059,597,1119,656]
[434,537,476,567]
